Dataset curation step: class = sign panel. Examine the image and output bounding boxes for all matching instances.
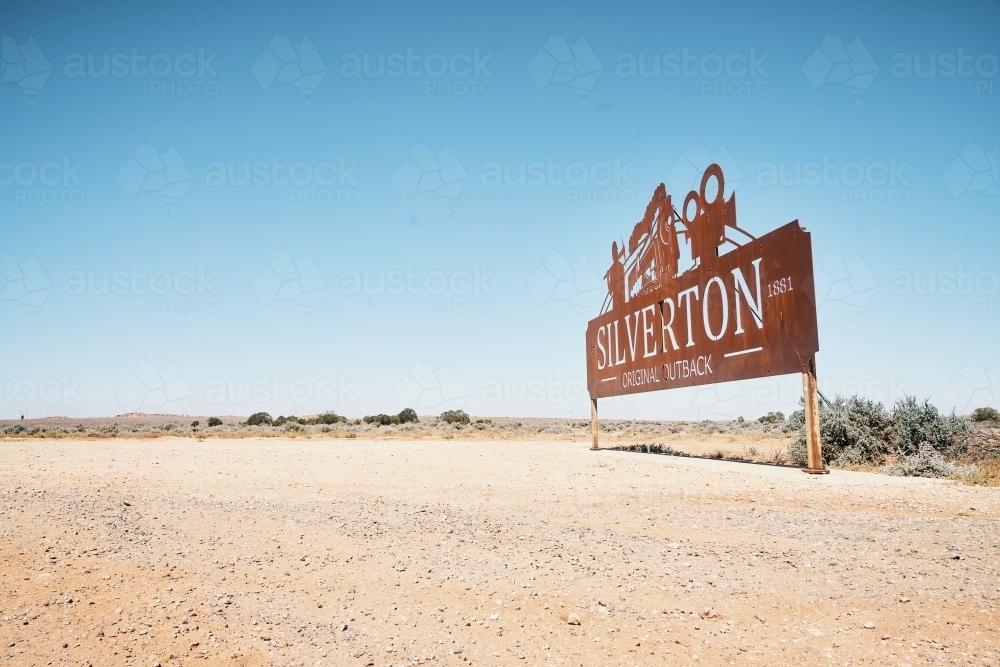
[585,164,819,400]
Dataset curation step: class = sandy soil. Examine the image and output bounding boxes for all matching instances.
[1,437,999,667]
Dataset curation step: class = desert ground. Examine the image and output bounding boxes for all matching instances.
[2,435,999,667]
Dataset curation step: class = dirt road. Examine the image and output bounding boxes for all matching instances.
[2,437,998,666]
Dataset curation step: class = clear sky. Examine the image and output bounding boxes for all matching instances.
[1,0,998,421]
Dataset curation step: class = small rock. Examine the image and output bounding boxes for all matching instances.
[881,634,890,640]
[899,596,911,603]
[489,613,499,620]
[567,613,581,625]
[863,622,875,630]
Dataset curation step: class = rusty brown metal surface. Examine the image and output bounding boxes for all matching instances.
[586,164,819,400]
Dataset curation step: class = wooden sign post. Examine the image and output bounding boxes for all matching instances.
[590,398,599,451]
[802,356,826,473]
[586,164,826,473]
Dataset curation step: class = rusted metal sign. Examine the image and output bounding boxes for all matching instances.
[585,164,819,400]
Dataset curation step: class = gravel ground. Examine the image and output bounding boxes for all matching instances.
[1,436,998,667]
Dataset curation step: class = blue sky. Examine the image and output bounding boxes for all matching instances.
[1,0,998,420]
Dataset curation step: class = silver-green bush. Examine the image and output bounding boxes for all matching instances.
[891,396,970,456]
[788,395,971,467]
[788,396,894,466]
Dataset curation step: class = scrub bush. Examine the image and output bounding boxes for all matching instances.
[439,410,470,424]
[363,408,419,426]
[246,412,272,426]
[971,407,999,422]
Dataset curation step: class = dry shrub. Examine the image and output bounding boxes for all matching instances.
[946,423,1000,485]
[947,422,1000,462]
[610,443,688,457]
[963,459,1000,486]
[885,443,973,478]
[767,448,789,465]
